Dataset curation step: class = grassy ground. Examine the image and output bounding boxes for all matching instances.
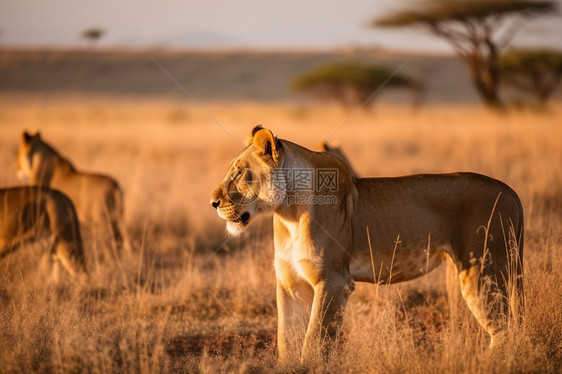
[0,99,561,373]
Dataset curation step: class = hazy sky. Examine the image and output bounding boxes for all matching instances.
[1,0,561,52]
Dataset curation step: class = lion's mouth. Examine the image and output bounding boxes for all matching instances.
[229,211,250,225]
[235,211,250,226]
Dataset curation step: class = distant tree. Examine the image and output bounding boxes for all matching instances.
[293,62,417,108]
[501,49,562,107]
[374,0,557,109]
[81,28,104,48]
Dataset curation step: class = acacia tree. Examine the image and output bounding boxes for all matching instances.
[501,49,562,107]
[374,0,557,108]
[81,28,104,48]
[293,62,417,108]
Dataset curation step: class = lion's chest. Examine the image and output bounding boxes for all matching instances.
[275,237,322,287]
[273,219,325,290]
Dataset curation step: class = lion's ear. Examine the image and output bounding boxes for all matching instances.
[23,130,41,141]
[251,125,264,137]
[317,141,330,152]
[253,127,279,164]
[22,131,37,143]
[245,125,263,146]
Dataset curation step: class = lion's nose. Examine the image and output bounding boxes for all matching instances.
[210,187,222,209]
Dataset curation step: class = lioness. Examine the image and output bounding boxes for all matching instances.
[0,186,87,279]
[211,126,524,363]
[17,131,128,253]
[317,141,358,177]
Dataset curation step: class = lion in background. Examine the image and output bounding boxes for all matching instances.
[0,186,87,280]
[211,126,524,364]
[317,141,358,177]
[17,131,129,254]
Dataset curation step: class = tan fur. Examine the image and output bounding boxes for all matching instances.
[211,127,524,363]
[0,186,87,280]
[17,131,128,253]
[318,141,358,177]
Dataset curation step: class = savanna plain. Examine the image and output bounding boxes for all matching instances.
[0,98,561,373]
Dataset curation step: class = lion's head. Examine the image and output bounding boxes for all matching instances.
[210,126,284,236]
[16,131,39,179]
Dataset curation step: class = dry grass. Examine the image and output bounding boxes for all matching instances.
[0,99,561,373]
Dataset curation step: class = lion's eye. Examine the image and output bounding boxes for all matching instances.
[237,169,246,181]
[231,167,242,180]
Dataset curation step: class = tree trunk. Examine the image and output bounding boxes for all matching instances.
[434,24,503,109]
[465,45,502,109]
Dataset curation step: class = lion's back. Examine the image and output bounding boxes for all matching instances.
[61,172,123,223]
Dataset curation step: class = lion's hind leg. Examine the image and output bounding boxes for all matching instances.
[110,215,131,256]
[457,260,511,347]
[49,236,88,282]
[457,193,524,347]
[446,255,472,330]
[45,198,88,281]
[105,187,130,256]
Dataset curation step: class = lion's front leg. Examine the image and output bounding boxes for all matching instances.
[301,273,353,363]
[276,279,314,364]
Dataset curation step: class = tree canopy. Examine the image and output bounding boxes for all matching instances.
[294,63,414,91]
[81,28,105,47]
[293,62,417,107]
[501,48,562,106]
[376,0,556,27]
[374,0,558,108]
[502,49,562,74]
